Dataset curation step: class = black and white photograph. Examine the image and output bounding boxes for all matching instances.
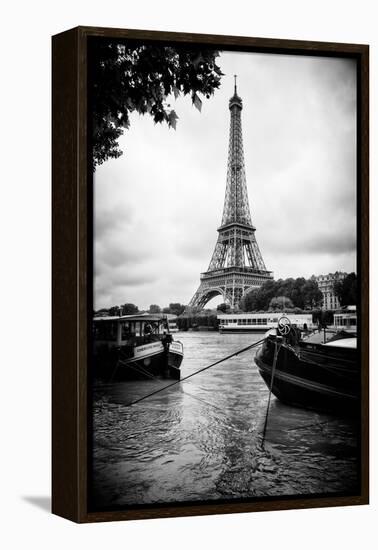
[89,38,360,511]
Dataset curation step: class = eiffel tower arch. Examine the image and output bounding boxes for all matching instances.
[188,77,273,311]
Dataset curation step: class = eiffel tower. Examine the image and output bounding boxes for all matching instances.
[188,77,273,310]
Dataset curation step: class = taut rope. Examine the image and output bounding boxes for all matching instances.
[125,337,265,407]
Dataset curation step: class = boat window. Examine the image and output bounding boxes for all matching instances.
[121,322,131,340]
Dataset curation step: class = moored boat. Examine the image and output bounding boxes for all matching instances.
[93,313,183,380]
[254,317,359,414]
[168,320,179,333]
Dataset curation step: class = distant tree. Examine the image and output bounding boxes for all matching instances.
[240,280,278,311]
[177,316,189,330]
[183,305,201,315]
[284,277,306,309]
[168,303,186,316]
[301,280,323,309]
[121,303,139,315]
[268,296,294,311]
[240,276,323,312]
[149,304,161,313]
[95,308,109,316]
[217,303,231,313]
[334,273,358,306]
[91,40,223,168]
[108,306,122,316]
[240,288,265,312]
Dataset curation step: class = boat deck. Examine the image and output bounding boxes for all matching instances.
[302,329,357,346]
[302,331,327,344]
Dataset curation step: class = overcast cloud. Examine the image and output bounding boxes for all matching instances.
[94,51,357,310]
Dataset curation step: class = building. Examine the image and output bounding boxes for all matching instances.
[315,272,347,310]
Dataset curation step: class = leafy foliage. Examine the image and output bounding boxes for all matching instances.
[268,296,294,311]
[177,312,219,331]
[217,302,231,313]
[149,304,161,313]
[91,40,223,168]
[240,277,323,312]
[167,303,186,316]
[334,272,357,306]
[122,303,139,315]
[105,303,139,316]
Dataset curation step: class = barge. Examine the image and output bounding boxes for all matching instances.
[93,313,183,380]
[254,315,359,414]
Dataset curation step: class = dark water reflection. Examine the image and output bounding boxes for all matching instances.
[91,332,359,508]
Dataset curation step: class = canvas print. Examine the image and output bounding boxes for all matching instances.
[89,38,359,511]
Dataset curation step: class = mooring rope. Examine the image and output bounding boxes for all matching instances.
[260,338,281,447]
[119,360,156,380]
[125,337,266,407]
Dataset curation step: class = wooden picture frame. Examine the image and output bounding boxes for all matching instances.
[52,26,369,523]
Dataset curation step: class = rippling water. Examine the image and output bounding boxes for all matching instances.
[91,332,359,509]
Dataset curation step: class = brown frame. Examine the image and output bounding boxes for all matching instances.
[52,26,369,523]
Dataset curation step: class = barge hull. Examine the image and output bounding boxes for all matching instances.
[255,336,359,414]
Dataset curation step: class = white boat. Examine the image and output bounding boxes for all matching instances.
[217,312,314,333]
[168,321,179,333]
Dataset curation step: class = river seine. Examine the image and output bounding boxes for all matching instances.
[91,332,359,509]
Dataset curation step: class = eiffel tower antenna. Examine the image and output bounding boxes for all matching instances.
[188,78,273,311]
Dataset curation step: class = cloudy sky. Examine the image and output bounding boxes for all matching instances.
[94,50,357,311]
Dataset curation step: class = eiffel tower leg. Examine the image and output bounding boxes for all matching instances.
[188,284,207,309]
[188,282,226,310]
